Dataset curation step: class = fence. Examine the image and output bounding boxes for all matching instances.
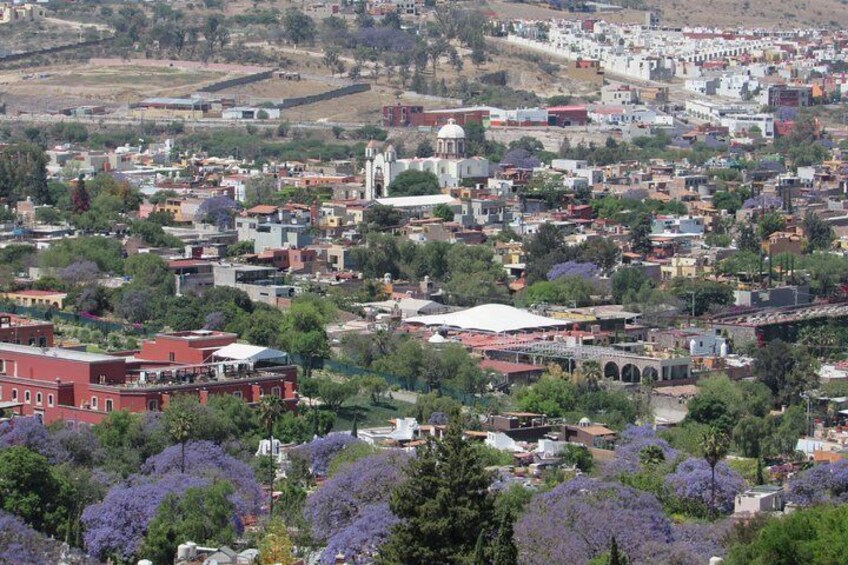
[1,304,157,336]
[317,358,495,409]
[190,69,274,95]
[0,36,116,65]
[276,83,370,110]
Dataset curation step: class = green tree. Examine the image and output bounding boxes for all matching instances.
[283,9,316,44]
[387,170,441,197]
[726,504,848,565]
[611,268,652,303]
[629,213,653,255]
[142,482,237,564]
[0,447,64,534]
[378,421,494,565]
[737,225,761,253]
[492,512,518,565]
[362,204,405,232]
[166,402,197,474]
[753,340,818,406]
[803,211,834,252]
[315,379,358,413]
[277,298,334,377]
[669,278,733,316]
[258,518,298,565]
[758,211,786,239]
[431,203,455,222]
[244,176,279,207]
[522,277,594,307]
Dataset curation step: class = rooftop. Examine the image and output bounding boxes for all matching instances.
[0,342,119,363]
[406,304,570,334]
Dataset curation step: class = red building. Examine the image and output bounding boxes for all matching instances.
[409,108,490,128]
[0,314,53,347]
[546,105,589,126]
[0,329,297,425]
[382,104,424,127]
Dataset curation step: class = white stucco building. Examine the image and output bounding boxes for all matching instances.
[364,119,490,200]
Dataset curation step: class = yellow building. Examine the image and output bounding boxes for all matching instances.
[1,290,67,309]
[661,257,713,281]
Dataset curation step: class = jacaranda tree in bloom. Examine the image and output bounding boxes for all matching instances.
[291,433,361,477]
[514,476,673,564]
[546,261,600,282]
[304,450,409,543]
[82,441,262,561]
[664,458,746,514]
[787,458,848,506]
[319,503,400,565]
[604,424,679,477]
[0,417,67,463]
[0,510,85,564]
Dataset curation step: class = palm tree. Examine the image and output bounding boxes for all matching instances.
[258,395,285,515]
[167,411,195,474]
[703,427,730,517]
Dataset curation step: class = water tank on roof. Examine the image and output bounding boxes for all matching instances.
[720,342,728,358]
[690,339,698,356]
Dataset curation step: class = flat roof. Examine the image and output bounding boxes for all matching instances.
[0,342,118,363]
[406,304,569,334]
[375,194,458,208]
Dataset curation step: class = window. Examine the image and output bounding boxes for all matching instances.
[24,390,30,404]
[168,352,175,362]
[38,336,47,347]
[105,399,113,413]
[48,394,54,407]
[36,392,42,406]
[28,337,35,346]
[148,399,159,411]
[233,391,243,399]
[11,389,17,401]
[91,396,98,410]
[271,386,282,397]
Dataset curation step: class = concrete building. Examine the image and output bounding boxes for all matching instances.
[0,290,67,310]
[734,486,785,515]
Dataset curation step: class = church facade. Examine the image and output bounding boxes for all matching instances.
[364,119,490,201]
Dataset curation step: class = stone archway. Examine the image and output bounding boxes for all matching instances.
[604,361,620,380]
[642,366,659,384]
[621,364,641,383]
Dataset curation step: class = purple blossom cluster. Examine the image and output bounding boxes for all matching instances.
[742,195,783,210]
[82,472,207,561]
[787,459,848,506]
[319,503,400,565]
[514,476,673,564]
[664,458,746,514]
[82,441,262,560]
[0,510,70,564]
[304,450,409,543]
[196,196,240,229]
[604,424,679,476]
[141,440,262,515]
[500,149,542,170]
[0,417,66,463]
[292,433,361,477]
[546,261,600,282]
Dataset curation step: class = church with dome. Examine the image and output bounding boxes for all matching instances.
[364,119,491,200]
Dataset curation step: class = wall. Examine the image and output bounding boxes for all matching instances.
[276,83,370,109]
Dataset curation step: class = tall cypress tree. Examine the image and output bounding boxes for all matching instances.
[378,421,493,565]
[492,512,518,565]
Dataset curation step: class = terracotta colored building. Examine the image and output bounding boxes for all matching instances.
[0,314,53,347]
[0,329,297,425]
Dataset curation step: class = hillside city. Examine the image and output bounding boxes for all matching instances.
[2,0,848,564]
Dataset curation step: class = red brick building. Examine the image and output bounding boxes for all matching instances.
[547,105,589,126]
[382,104,424,127]
[0,329,297,425]
[0,314,53,347]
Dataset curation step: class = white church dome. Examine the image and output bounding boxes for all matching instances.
[437,119,465,140]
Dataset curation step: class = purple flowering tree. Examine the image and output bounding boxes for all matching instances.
[291,433,361,477]
[546,261,600,282]
[788,459,848,506]
[514,476,673,564]
[58,260,101,286]
[0,510,90,564]
[664,458,746,514]
[141,440,263,515]
[319,503,400,565]
[0,417,67,463]
[304,450,409,543]
[82,441,262,561]
[604,424,679,477]
[82,473,207,561]
[196,197,240,229]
